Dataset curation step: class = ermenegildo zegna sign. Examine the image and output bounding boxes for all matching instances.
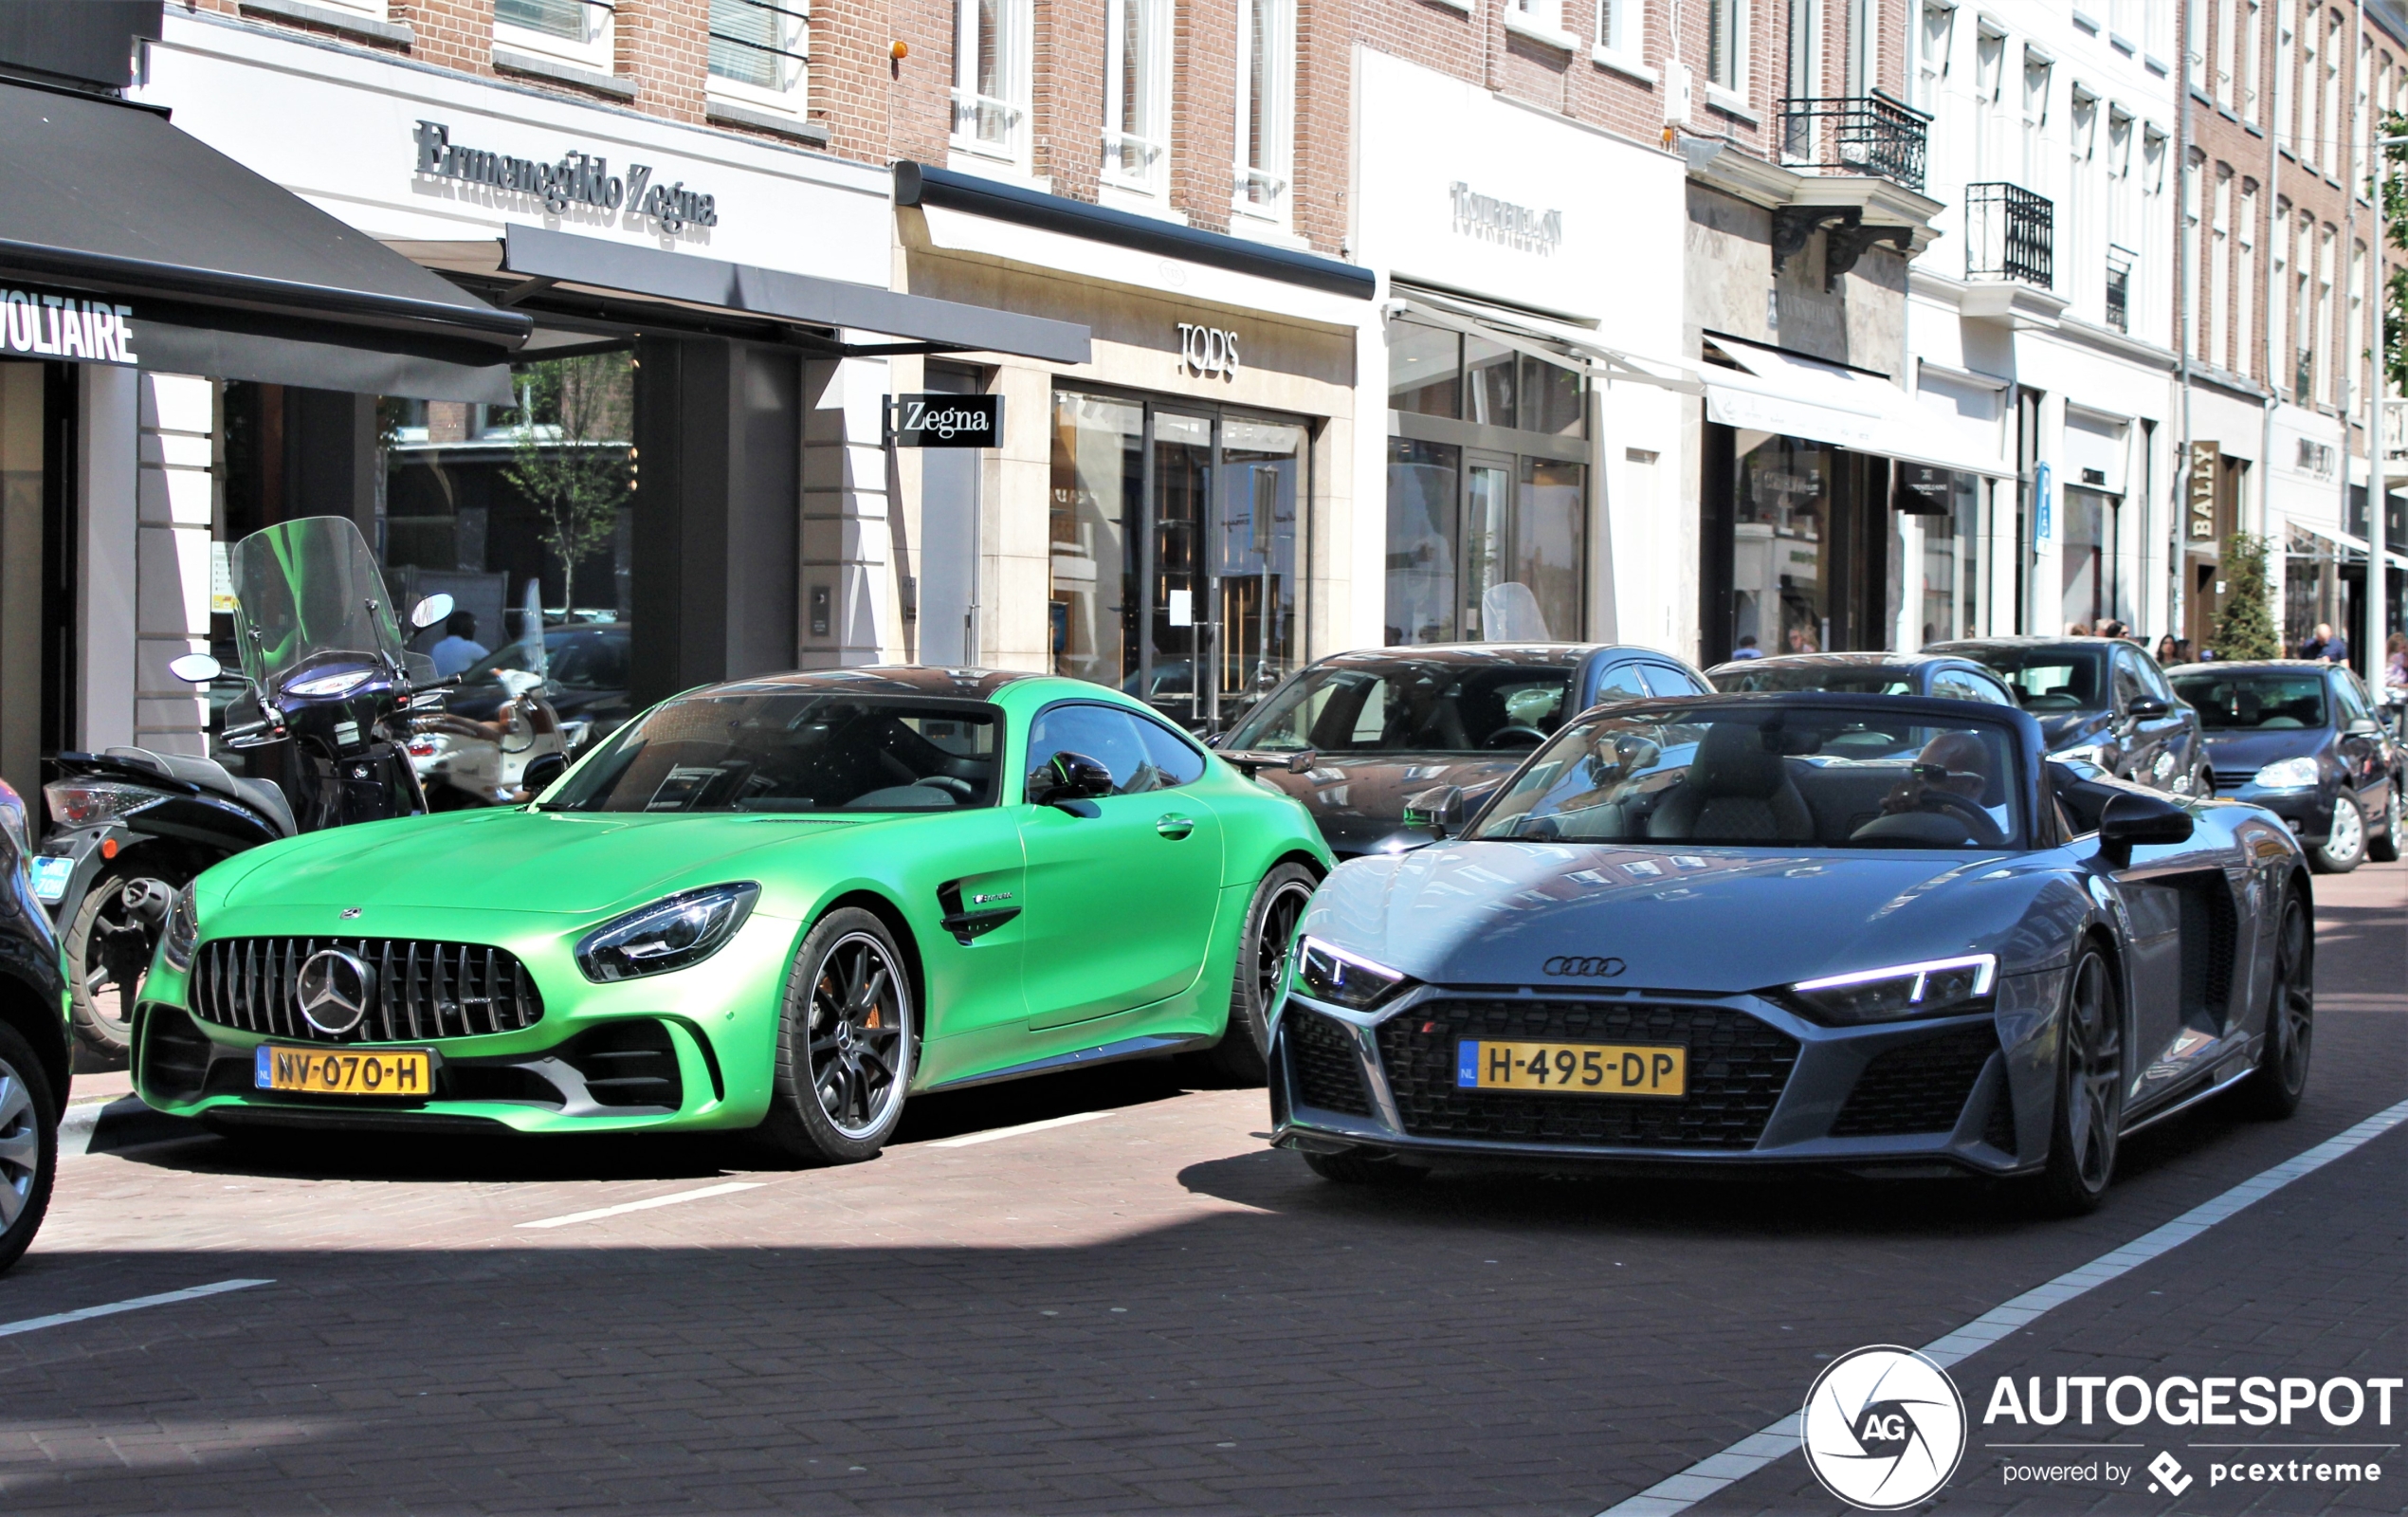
[888,393,1002,448]
[2,284,137,364]
[412,120,721,232]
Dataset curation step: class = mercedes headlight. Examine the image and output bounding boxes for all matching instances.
[1293,936,1412,1011]
[2252,756,2320,790]
[1785,953,1996,1025]
[285,668,374,699]
[575,883,759,982]
[162,883,200,972]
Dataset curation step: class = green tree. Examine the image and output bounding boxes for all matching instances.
[502,354,631,618]
[2211,532,2284,661]
[2381,113,2408,394]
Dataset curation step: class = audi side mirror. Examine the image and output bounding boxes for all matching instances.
[168,652,224,685]
[2099,790,2193,863]
[1402,784,1466,839]
[410,593,455,630]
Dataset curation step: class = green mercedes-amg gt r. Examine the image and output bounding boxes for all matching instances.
[131,669,1331,1162]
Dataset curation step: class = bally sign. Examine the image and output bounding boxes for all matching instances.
[412,120,720,232]
[889,393,1002,448]
[2,285,137,365]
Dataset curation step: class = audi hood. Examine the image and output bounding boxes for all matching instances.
[1299,841,2088,996]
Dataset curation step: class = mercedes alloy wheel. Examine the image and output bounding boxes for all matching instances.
[1201,861,1319,1084]
[763,908,914,1164]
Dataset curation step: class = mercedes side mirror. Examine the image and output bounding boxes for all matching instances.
[410,593,456,631]
[2124,696,2171,719]
[1402,784,1466,839]
[1031,751,1115,813]
[168,652,223,685]
[2099,790,2193,862]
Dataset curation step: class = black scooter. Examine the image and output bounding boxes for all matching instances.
[28,517,515,1059]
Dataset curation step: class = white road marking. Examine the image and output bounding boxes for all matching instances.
[516,1180,764,1230]
[0,1278,274,1340]
[1595,1096,2408,1517]
[926,1110,1117,1147]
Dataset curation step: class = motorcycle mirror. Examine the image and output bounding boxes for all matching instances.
[410,593,456,630]
[168,652,223,684]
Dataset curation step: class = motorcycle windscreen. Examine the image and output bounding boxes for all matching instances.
[229,516,408,686]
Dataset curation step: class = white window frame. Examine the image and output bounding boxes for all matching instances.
[951,0,1033,168]
[2271,201,2291,393]
[2238,182,2257,380]
[1845,0,1876,100]
[1233,0,1297,225]
[1706,0,1750,103]
[1594,0,1652,79]
[2237,0,2261,125]
[2276,0,2297,150]
[705,0,810,117]
[492,0,616,75]
[1914,2,1953,115]
[1504,0,1578,52]
[1103,0,1171,196]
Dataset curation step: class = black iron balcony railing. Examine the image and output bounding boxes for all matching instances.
[1778,93,1930,192]
[1963,182,2053,288]
[2104,245,2135,332]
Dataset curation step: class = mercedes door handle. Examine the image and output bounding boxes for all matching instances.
[1156,814,1196,840]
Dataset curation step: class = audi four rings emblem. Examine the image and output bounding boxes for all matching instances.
[1541,955,1626,978]
[295,948,375,1035]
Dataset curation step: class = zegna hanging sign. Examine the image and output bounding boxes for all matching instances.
[1,284,137,365]
[411,120,721,232]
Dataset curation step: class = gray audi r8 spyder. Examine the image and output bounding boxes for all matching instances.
[1267,692,2313,1214]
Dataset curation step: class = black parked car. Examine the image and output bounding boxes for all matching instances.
[0,777,70,1273]
[1926,637,2209,795]
[2170,660,2403,873]
[1707,650,2019,705]
[449,623,631,755]
[1216,644,1712,857]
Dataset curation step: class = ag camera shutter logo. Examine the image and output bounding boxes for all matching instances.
[1801,1345,1968,1509]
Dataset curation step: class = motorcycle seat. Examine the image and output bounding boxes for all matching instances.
[103,746,296,837]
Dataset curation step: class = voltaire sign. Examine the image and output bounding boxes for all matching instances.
[1449,182,1563,255]
[1,284,136,364]
[411,120,721,232]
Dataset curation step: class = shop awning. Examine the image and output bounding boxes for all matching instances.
[1702,338,2012,479]
[1386,290,1702,394]
[0,78,528,401]
[2289,518,2408,570]
[484,225,1092,365]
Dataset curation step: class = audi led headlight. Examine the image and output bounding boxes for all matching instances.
[2252,756,2320,790]
[161,883,200,973]
[1294,936,1412,1012]
[575,883,759,982]
[1785,953,1997,1025]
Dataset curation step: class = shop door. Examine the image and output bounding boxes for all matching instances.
[1147,410,1213,725]
[1213,416,1305,728]
[1461,451,1516,638]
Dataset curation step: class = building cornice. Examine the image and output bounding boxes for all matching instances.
[1681,137,1943,252]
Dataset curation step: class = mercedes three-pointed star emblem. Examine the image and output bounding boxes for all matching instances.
[295,948,375,1036]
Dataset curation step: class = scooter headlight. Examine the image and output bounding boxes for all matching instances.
[162,883,201,972]
[286,668,374,699]
[575,884,760,982]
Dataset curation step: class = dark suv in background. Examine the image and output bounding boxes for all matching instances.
[1926,636,2210,795]
[2171,660,2403,872]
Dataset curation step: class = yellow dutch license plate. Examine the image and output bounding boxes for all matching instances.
[253,1044,432,1098]
[1455,1039,1687,1097]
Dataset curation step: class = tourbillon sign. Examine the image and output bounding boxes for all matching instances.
[1,285,137,365]
[412,120,721,232]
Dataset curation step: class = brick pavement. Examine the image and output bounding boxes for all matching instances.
[2,865,2399,1515]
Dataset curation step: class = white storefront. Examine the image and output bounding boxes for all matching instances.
[1349,46,1694,658]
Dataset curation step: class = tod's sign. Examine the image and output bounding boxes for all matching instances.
[411,120,721,232]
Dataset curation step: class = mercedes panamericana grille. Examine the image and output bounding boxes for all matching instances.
[1268,693,2315,1212]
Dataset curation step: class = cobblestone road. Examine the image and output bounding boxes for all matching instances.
[3,865,2399,1516]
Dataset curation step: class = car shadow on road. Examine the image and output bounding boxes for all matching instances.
[95,1056,1215,1185]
